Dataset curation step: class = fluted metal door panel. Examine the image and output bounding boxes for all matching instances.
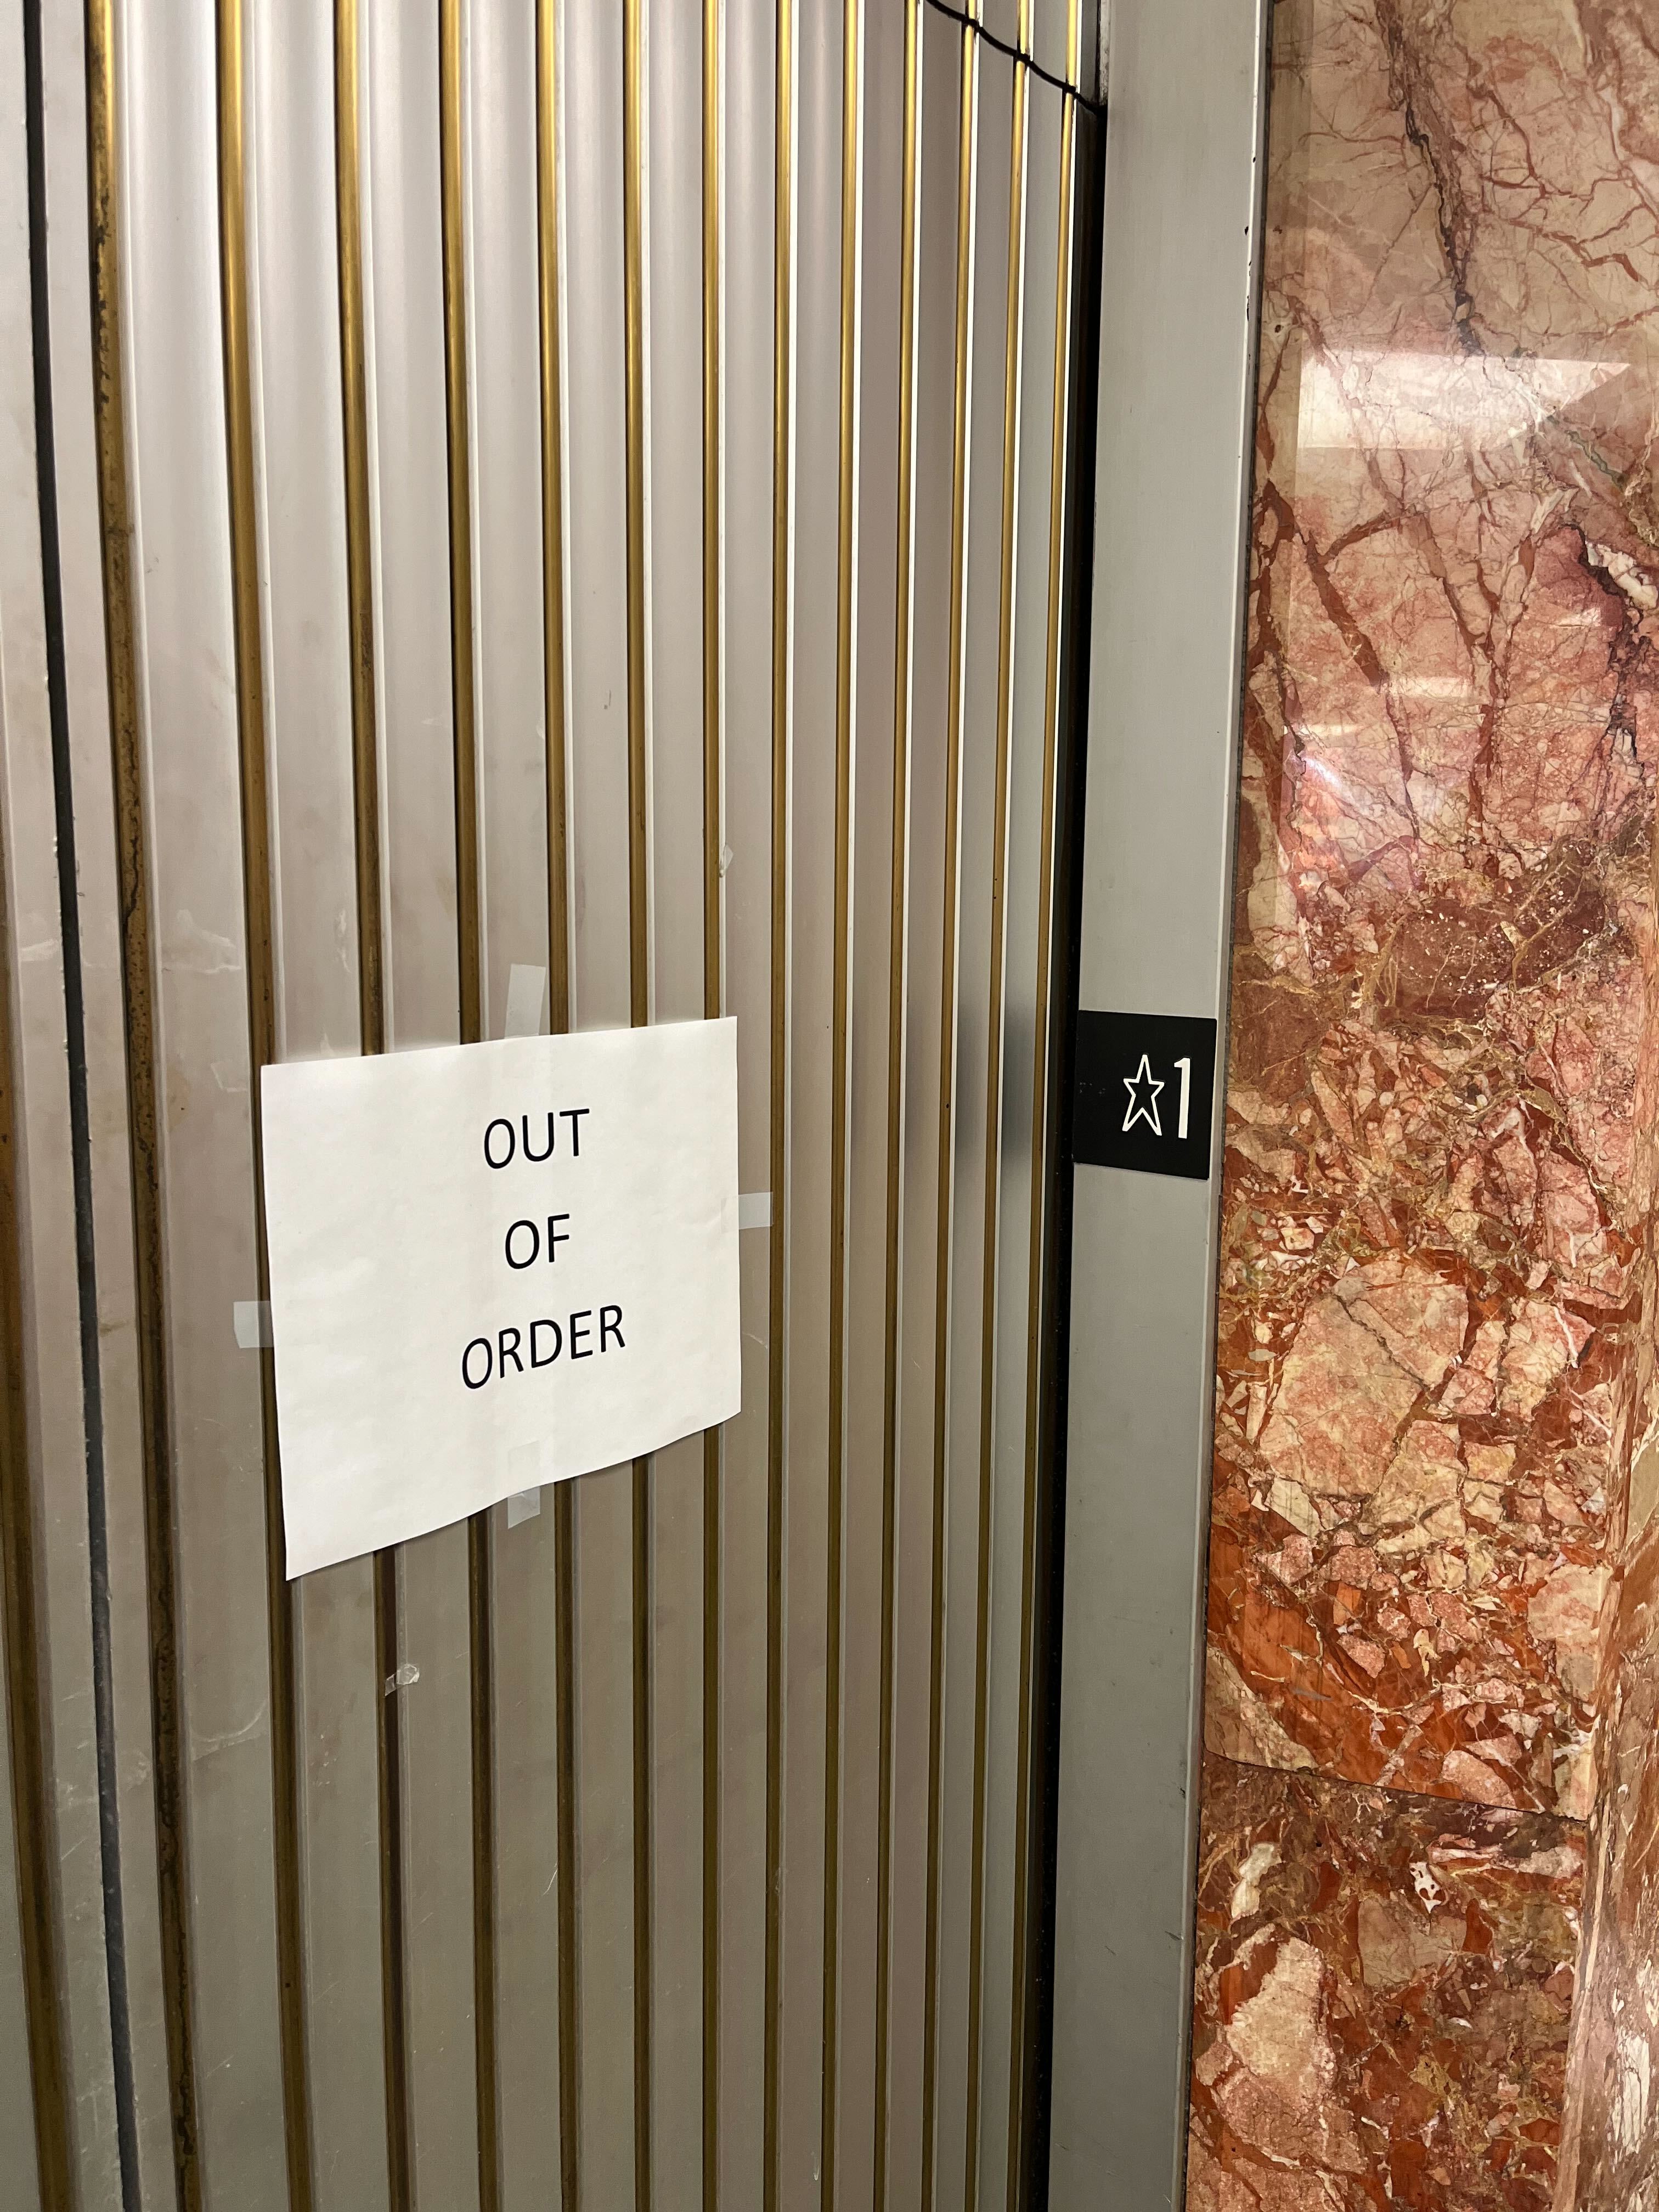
[1,4,1099,2210]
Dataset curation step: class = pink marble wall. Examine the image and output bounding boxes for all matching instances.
[1190,2,1659,2204]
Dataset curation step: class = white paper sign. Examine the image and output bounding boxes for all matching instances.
[261,1018,741,1576]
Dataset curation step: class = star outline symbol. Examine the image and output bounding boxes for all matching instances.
[1121,1053,1165,1137]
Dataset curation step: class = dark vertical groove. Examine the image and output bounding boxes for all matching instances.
[534,0,580,2200]
[762,2,793,2205]
[819,0,861,2201]
[466,1523,498,2212]
[212,4,315,2201]
[539,0,584,2194]
[83,3,204,2200]
[630,1455,653,2212]
[699,0,723,2203]
[871,5,919,2208]
[620,7,653,2209]
[1000,77,1070,2212]
[332,1,409,2197]
[1014,93,1102,2212]
[552,1486,580,2212]
[26,3,139,2197]
[964,35,1026,2210]
[370,1557,409,2211]
[921,16,976,2204]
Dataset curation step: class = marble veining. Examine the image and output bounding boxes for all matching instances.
[1190,1,1659,2203]
[1188,1757,1583,2211]
[1210,0,1659,1822]
[1556,1505,1659,2204]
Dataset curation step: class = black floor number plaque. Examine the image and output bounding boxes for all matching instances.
[1072,1011,1218,1181]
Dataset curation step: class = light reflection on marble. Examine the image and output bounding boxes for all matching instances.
[1556,1509,1659,2206]
[1209,0,1659,1817]
[1192,0,1659,2202]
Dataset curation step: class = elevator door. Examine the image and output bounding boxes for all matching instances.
[0,3,1098,2208]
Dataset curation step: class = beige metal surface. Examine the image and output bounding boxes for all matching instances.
[0,4,1099,2208]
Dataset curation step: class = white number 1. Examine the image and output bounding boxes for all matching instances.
[1175,1058,1191,1141]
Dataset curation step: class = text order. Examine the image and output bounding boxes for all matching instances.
[461,1305,625,1390]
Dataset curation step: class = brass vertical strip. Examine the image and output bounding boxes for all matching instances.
[699,0,723,2207]
[1004,46,1077,2209]
[333,3,410,2200]
[871,9,919,2208]
[0,745,73,2212]
[334,0,383,1048]
[964,26,1026,2209]
[622,5,654,2209]
[535,2,580,2205]
[538,0,570,1044]
[213,2,314,2202]
[439,5,499,2205]
[762,0,792,2202]
[83,7,205,2203]
[920,14,975,2207]
[440,0,482,1048]
[818,0,860,2202]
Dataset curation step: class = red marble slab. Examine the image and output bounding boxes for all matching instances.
[1187,1754,1584,2211]
[1556,1508,1659,2204]
[1206,0,1659,1818]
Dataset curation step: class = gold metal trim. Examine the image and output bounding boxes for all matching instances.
[538,0,570,1039]
[535,2,581,2204]
[0,721,73,2212]
[332,3,410,2197]
[83,4,204,2199]
[964,23,1028,2206]
[441,0,482,1048]
[872,8,920,2205]
[335,0,383,1060]
[1005,63,1079,2211]
[819,0,861,2198]
[921,13,977,2203]
[213,2,314,2199]
[700,0,723,2204]
[622,5,655,2207]
[763,1,793,2202]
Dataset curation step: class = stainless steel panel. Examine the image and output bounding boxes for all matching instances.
[559,3,640,2203]
[360,4,479,2206]
[934,53,1013,2212]
[122,0,288,2196]
[245,5,388,2204]
[713,0,778,2200]
[887,26,962,2209]
[1047,0,1269,2205]
[777,0,839,2193]
[0,21,65,2204]
[466,0,566,2200]
[43,1,176,2196]
[644,4,715,2204]
[836,0,904,2199]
